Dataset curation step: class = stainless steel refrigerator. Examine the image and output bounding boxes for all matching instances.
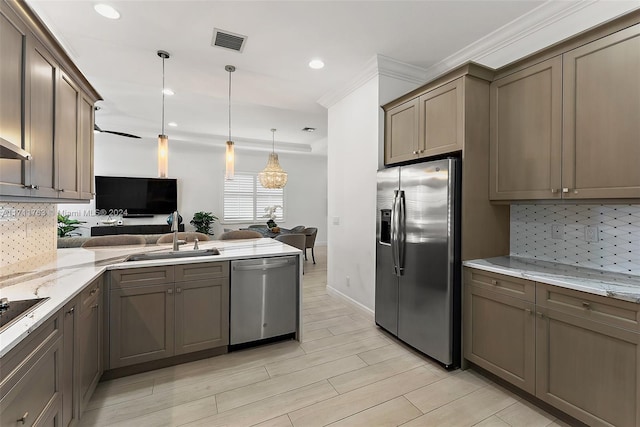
[375,158,461,368]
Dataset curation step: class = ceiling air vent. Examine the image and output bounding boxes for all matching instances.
[211,28,247,53]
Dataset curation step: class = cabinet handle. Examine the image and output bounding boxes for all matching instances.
[525,308,532,315]
[17,412,28,424]
[90,288,98,296]
[562,188,569,193]
[176,287,182,293]
[23,184,39,190]
[412,150,418,155]
[490,279,498,285]
[167,288,173,294]
[582,302,591,309]
[537,312,545,318]
[91,304,99,309]
[418,149,425,153]
[66,307,75,315]
[550,188,558,194]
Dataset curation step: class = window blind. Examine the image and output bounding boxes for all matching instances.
[223,172,284,222]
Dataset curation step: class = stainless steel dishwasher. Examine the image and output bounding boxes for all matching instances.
[230,256,298,346]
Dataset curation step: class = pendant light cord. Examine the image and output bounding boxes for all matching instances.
[228,69,232,141]
[271,129,276,153]
[161,55,165,135]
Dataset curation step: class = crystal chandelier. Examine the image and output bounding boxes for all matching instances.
[258,129,288,189]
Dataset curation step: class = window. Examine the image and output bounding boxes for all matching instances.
[223,172,284,222]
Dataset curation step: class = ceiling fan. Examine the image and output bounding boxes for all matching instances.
[93,124,141,139]
[93,106,141,139]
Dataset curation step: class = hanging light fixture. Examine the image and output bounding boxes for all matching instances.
[258,128,288,189]
[157,50,170,178]
[225,65,236,180]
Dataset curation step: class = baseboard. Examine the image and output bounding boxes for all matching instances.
[326,285,375,319]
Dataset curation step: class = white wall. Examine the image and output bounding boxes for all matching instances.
[61,136,328,243]
[326,74,422,312]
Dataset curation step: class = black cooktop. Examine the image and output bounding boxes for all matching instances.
[0,298,48,330]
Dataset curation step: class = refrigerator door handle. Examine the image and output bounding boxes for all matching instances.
[396,190,406,276]
[390,190,400,276]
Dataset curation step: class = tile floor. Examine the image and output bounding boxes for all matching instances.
[80,246,571,427]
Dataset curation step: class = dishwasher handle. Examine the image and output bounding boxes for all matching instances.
[233,260,294,271]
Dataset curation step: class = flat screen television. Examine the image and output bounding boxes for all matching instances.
[95,176,177,216]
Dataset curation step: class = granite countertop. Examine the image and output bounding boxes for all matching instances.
[0,238,301,357]
[463,256,640,304]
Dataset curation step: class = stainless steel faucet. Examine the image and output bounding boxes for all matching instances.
[193,238,199,250]
[171,211,180,251]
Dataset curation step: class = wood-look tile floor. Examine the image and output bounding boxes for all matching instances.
[81,247,569,427]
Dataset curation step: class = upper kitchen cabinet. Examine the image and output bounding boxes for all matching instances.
[491,20,640,201]
[0,2,30,197]
[384,99,420,164]
[489,57,562,200]
[384,73,471,165]
[0,0,101,202]
[562,24,640,199]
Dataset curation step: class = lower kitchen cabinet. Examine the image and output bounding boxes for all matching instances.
[0,313,63,427]
[536,306,640,427]
[78,276,103,413]
[464,283,535,394]
[109,283,175,368]
[62,297,79,427]
[108,262,230,369]
[464,267,640,427]
[174,278,229,355]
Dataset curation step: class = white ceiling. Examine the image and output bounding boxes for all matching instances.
[26,1,639,155]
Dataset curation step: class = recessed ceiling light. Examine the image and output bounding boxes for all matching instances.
[162,88,174,96]
[94,4,120,20]
[308,59,324,70]
[302,127,316,132]
[168,122,177,127]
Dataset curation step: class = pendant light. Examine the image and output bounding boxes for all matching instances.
[157,50,170,178]
[258,128,288,189]
[225,65,236,180]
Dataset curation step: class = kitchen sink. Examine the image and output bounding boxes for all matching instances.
[125,248,220,262]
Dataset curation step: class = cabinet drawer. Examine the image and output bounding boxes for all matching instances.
[110,266,174,289]
[80,275,102,308]
[536,283,640,332]
[464,268,535,302]
[0,334,62,427]
[0,312,61,390]
[175,262,229,282]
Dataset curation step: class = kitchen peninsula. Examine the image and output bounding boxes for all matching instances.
[0,238,303,426]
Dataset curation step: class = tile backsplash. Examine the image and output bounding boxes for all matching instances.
[510,204,640,275]
[0,203,57,271]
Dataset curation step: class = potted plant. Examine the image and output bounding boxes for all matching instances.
[190,211,218,235]
[57,213,86,237]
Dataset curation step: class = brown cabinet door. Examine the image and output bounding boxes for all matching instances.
[464,283,536,394]
[78,278,102,414]
[78,93,94,200]
[490,57,563,200]
[418,78,464,158]
[62,298,78,427]
[0,4,30,197]
[56,72,80,199]
[384,98,419,165]
[536,307,640,427]
[174,278,229,355]
[562,24,640,199]
[109,284,175,368]
[0,334,62,427]
[29,39,59,198]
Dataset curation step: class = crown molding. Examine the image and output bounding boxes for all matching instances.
[421,0,600,81]
[318,0,608,109]
[317,54,428,109]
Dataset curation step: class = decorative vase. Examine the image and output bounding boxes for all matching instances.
[166,213,183,226]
